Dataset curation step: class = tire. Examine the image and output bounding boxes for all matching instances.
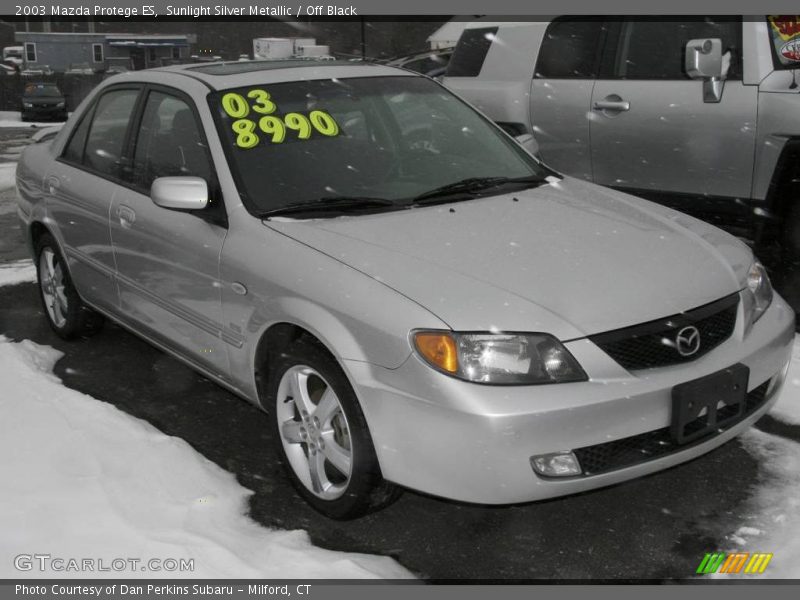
[267,337,400,519]
[35,233,104,340]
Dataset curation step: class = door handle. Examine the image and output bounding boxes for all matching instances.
[46,176,60,195]
[593,98,631,113]
[117,205,136,228]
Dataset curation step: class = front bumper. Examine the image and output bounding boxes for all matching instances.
[345,292,795,504]
[22,106,67,120]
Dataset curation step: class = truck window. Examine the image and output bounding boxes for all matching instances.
[535,18,606,79]
[446,27,498,77]
[613,18,742,80]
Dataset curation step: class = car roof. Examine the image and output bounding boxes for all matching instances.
[137,59,418,90]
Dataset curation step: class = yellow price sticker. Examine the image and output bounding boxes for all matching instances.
[222,88,341,149]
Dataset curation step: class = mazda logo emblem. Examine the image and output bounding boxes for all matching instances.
[675,325,701,357]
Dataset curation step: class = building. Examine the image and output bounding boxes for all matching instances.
[13,32,197,72]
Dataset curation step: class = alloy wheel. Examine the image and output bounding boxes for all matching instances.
[39,247,68,328]
[276,365,353,500]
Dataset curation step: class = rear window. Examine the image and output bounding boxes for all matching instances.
[535,19,606,79]
[445,27,498,77]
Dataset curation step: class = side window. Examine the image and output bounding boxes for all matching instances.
[535,19,606,78]
[62,111,93,164]
[83,89,139,178]
[614,18,742,80]
[131,91,213,192]
[445,27,498,77]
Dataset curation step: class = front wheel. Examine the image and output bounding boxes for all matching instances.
[268,337,400,519]
[35,233,104,339]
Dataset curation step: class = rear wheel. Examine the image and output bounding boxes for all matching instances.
[268,337,400,519]
[35,233,104,339]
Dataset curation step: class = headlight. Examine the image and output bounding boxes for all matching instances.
[412,330,587,384]
[56,102,65,108]
[22,102,33,108]
[747,261,773,323]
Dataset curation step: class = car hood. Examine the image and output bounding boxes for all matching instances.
[264,177,752,339]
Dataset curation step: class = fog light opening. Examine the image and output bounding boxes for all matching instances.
[530,451,582,477]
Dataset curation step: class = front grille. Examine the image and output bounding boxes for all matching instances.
[589,293,739,371]
[572,381,769,476]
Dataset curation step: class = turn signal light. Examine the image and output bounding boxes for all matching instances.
[413,332,458,373]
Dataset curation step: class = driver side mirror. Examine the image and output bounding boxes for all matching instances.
[151,176,208,211]
[685,38,726,103]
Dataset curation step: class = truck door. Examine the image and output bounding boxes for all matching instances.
[530,18,607,181]
[589,18,758,222]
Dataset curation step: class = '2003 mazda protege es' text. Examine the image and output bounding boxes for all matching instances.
[15,61,795,519]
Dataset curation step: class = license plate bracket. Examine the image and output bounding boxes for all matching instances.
[671,364,749,445]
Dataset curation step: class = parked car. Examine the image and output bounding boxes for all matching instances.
[443,17,800,285]
[16,61,794,519]
[21,82,67,122]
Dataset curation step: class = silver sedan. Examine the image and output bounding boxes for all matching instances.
[16,61,795,519]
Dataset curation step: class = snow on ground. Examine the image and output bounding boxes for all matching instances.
[713,335,800,579]
[0,335,412,579]
[0,260,412,580]
[0,259,36,286]
[717,429,800,578]
[0,110,61,129]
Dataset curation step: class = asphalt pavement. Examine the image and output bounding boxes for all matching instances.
[1,125,798,581]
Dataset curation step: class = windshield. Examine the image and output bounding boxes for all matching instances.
[210,76,547,215]
[24,84,62,97]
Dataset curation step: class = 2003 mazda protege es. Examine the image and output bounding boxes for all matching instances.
[16,61,795,519]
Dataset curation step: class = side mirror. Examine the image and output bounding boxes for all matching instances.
[151,176,208,211]
[685,38,725,103]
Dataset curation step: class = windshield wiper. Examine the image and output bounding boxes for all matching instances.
[261,196,398,219]
[411,175,547,205]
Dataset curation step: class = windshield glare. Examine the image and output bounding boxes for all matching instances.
[210,76,545,214]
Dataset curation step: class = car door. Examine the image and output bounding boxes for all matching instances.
[589,18,758,208]
[109,86,232,378]
[45,86,141,314]
[530,18,607,181]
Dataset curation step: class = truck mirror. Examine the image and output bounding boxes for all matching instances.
[685,38,725,103]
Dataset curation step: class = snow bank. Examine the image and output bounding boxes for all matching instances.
[0,259,36,286]
[718,429,800,578]
[767,334,800,425]
[0,335,412,579]
[0,162,16,191]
